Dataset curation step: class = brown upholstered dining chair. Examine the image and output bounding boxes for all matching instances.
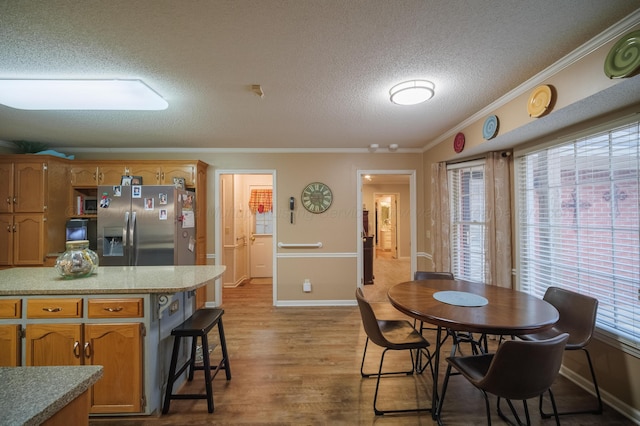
[355,288,433,415]
[413,271,487,355]
[438,333,570,426]
[518,286,603,417]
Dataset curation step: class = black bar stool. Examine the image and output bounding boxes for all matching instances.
[162,308,231,414]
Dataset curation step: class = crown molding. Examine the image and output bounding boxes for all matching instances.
[423,9,640,152]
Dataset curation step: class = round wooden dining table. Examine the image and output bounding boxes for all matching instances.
[387,279,560,422]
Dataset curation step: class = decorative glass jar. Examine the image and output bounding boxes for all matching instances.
[55,240,99,279]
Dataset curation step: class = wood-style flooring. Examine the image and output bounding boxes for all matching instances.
[90,255,634,425]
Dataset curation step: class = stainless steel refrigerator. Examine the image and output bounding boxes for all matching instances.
[97,185,196,266]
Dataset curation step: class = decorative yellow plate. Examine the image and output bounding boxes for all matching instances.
[527,84,553,118]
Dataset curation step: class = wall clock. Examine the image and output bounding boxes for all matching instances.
[301,182,333,213]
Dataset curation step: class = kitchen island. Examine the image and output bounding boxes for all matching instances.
[1,366,103,426]
[0,265,226,417]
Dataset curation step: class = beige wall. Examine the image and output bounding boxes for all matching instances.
[68,151,424,303]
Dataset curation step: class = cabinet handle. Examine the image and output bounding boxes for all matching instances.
[42,307,62,312]
[5,197,9,205]
[84,342,91,358]
[93,172,97,181]
[5,225,9,232]
[156,172,160,181]
[13,197,17,204]
[12,225,16,233]
[161,172,165,181]
[99,172,103,182]
[104,306,123,312]
[73,341,81,358]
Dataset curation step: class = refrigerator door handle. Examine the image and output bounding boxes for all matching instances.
[130,211,137,264]
[124,211,130,247]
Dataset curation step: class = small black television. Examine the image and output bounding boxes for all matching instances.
[66,219,88,241]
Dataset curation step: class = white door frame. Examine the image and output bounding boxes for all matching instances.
[214,169,277,305]
[356,170,416,287]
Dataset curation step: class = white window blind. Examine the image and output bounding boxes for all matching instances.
[516,121,640,350]
[449,161,487,283]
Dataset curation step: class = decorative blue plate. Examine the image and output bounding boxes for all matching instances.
[433,291,488,307]
[483,115,499,140]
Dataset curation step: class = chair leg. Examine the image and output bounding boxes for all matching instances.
[539,348,603,417]
[360,338,370,377]
[200,334,214,413]
[360,337,415,378]
[372,348,431,415]
[417,347,435,379]
[497,397,529,426]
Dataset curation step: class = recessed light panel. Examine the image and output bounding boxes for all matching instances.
[0,79,168,110]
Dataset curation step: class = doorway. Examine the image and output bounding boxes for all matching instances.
[357,170,415,302]
[215,170,276,305]
[374,193,398,259]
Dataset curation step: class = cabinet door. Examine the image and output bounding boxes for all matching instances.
[0,324,21,366]
[70,164,98,187]
[0,215,12,266]
[160,163,196,186]
[14,161,46,213]
[85,323,143,413]
[128,164,161,185]
[13,214,44,265]
[26,323,83,366]
[98,166,127,186]
[0,163,14,214]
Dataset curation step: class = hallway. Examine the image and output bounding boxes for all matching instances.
[361,248,411,303]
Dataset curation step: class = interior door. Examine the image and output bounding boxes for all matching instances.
[249,185,273,278]
[250,234,273,277]
[390,195,398,258]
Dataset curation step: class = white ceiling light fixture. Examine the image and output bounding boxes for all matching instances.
[389,80,435,106]
[0,79,168,110]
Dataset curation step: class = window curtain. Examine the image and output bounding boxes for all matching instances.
[248,189,273,213]
[484,152,512,288]
[431,162,451,272]
[431,153,512,287]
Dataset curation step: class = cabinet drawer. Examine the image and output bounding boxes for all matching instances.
[0,299,22,319]
[27,298,82,318]
[88,298,144,318]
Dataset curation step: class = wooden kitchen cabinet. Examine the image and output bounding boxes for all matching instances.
[25,297,144,414]
[0,324,21,366]
[128,161,198,187]
[0,160,45,214]
[70,162,127,187]
[0,156,69,266]
[0,213,45,266]
[0,299,21,366]
[26,323,83,366]
[26,322,144,414]
[85,323,143,413]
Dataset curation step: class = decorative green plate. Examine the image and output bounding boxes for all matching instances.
[604,30,640,79]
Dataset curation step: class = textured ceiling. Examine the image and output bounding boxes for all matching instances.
[0,1,639,152]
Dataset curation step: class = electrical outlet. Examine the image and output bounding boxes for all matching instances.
[303,279,312,292]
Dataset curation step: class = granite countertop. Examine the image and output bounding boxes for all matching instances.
[0,265,226,295]
[0,366,103,426]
